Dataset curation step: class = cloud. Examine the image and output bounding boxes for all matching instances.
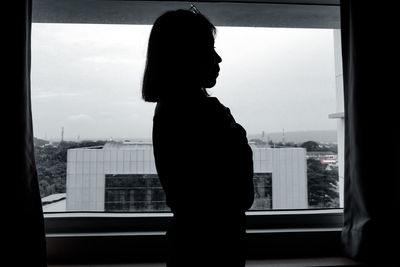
[67,114,94,122]
[32,91,81,99]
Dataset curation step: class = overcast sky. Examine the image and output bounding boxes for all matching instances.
[31,23,338,141]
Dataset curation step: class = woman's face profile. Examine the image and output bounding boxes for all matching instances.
[142,10,223,102]
[199,39,222,89]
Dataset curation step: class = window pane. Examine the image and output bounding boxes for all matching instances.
[32,24,343,212]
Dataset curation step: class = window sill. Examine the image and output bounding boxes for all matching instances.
[328,112,345,119]
[45,209,344,264]
[44,209,343,233]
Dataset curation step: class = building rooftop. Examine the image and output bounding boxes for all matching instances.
[103,141,153,150]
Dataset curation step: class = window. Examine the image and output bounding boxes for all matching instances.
[33,0,343,262]
[105,174,168,212]
[32,23,343,213]
[252,173,272,210]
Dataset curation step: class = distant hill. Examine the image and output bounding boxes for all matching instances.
[248,130,337,144]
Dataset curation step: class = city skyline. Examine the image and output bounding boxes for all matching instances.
[35,129,338,144]
[39,139,340,212]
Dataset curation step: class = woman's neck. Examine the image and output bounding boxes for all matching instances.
[175,85,208,100]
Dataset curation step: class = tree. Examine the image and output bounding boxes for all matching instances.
[307,158,339,208]
[300,141,320,151]
[301,140,338,153]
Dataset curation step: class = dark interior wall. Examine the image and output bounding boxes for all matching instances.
[32,0,340,28]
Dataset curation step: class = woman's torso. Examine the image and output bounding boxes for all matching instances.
[152,96,254,215]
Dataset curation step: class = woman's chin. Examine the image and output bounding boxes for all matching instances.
[204,79,217,89]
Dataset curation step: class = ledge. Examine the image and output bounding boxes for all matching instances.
[328,112,345,119]
[44,209,343,233]
[46,228,343,263]
[44,210,344,263]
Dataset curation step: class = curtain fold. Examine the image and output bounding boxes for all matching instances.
[340,0,398,264]
[6,0,47,265]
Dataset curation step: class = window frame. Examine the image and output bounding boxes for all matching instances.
[45,210,343,263]
[33,0,344,263]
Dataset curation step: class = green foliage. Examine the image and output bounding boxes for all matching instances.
[301,141,337,153]
[307,158,339,208]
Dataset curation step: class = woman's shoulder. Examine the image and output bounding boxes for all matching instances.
[153,100,203,127]
[204,97,229,113]
[154,97,231,125]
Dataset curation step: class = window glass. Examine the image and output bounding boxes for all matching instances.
[32,23,342,212]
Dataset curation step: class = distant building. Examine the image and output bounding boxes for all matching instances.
[251,146,308,210]
[65,141,307,212]
[306,151,339,169]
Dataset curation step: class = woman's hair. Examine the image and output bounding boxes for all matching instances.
[142,9,216,102]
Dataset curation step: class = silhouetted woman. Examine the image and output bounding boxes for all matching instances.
[142,9,254,267]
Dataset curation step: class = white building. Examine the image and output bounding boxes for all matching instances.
[330,29,345,208]
[65,141,307,211]
[252,147,308,209]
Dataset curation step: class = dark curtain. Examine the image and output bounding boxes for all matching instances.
[340,0,398,264]
[6,0,47,265]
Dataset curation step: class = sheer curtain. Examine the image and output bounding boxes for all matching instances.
[6,0,47,265]
[340,0,397,264]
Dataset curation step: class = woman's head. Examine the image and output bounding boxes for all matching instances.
[142,9,222,102]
